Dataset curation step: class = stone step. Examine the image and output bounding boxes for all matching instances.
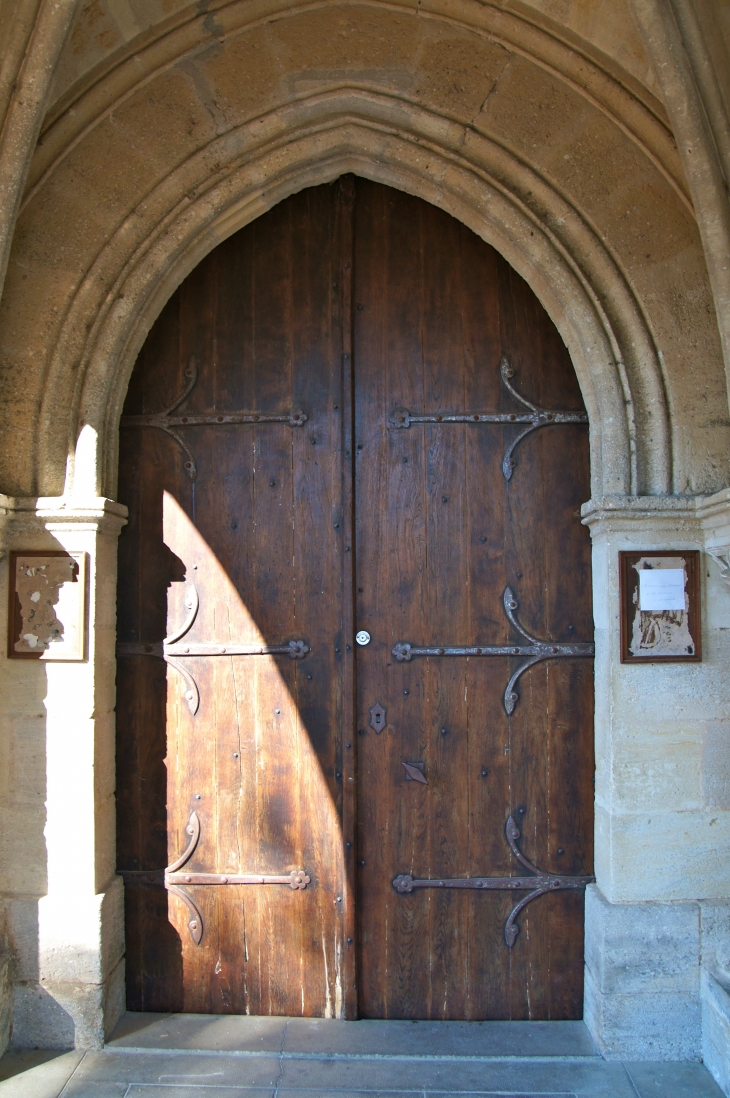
[108,1013,600,1061]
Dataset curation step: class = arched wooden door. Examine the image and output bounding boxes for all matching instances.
[116,176,593,1021]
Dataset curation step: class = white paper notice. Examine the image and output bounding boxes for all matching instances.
[638,568,686,611]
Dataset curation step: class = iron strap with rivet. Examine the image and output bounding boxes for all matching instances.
[392,586,594,714]
[392,809,594,948]
[388,356,588,480]
[119,811,310,945]
[116,584,309,715]
[120,356,307,481]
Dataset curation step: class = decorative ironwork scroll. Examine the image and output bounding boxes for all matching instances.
[392,809,594,948]
[117,584,309,715]
[388,356,588,480]
[392,586,593,715]
[120,357,307,481]
[119,811,310,944]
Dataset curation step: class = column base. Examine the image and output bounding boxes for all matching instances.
[703,971,730,1096]
[11,956,124,1050]
[584,884,701,1060]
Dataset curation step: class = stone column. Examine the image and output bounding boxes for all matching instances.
[582,491,730,1061]
[0,495,127,1050]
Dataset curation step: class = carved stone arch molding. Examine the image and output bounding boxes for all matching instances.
[72,107,652,501]
[2,0,726,500]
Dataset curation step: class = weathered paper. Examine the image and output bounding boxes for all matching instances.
[630,556,694,657]
[13,554,86,659]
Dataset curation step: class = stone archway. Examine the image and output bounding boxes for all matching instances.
[0,0,725,504]
[1,0,729,1057]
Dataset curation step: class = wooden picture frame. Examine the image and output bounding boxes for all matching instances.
[619,550,701,663]
[7,550,88,661]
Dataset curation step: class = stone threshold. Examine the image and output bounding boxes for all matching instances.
[107,1014,600,1061]
[0,1017,725,1097]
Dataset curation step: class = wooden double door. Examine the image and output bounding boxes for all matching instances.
[117,177,593,1021]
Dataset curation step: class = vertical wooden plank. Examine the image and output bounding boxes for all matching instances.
[336,176,358,1018]
[355,180,432,1018]
[459,224,512,1020]
[419,199,470,1020]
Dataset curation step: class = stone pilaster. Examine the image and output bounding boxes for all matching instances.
[0,495,127,1049]
[582,491,730,1062]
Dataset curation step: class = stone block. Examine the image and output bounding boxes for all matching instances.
[12,983,76,1049]
[0,804,48,894]
[701,900,730,981]
[0,950,13,1057]
[12,979,106,1050]
[102,957,125,1041]
[100,879,125,982]
[609,720,703,812]
[594,806,730,902]
[584,885,701,1060]
[702,969,730,1096]
[704,723,730,809]
[6,897,39,982]
[37,883,124,986]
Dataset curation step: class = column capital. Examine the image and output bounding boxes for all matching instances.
[0,495,128,536]
[581,490,730,537]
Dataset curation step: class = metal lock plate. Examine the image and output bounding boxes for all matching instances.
[356,631,371,646]
[369,702,386,732]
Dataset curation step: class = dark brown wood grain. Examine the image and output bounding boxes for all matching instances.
[118,181,351,1016]
[117,177,593,1020]
[352,180,593,1020]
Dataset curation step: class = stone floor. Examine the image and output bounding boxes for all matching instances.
[0,1015,724,1097]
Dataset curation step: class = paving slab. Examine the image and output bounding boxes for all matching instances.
[624,1061,725,1097]
[0,1050,82,1097]
[275,1056,637,1096]
[282,1019,597,1060]
[62,1049,281,1092]
[109,1011,289,1053]
[124,1089,275,1097]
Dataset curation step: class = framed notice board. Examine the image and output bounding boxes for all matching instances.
[619,550,701,663]
[7,550,88,661]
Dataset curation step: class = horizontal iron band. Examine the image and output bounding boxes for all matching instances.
[392,642,594,661]
[390,411,588,427]
[393,873,595,893]
[120,869,310,889]
[117,640,309,659]
[167,872,305,886]
[121,412,307,427]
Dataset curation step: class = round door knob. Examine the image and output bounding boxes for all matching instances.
[355,630,371,646]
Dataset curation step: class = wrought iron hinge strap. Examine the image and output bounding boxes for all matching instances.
[392,586,593,714]
[116,585,309,715]
[118,641,310,658]
[388,356,588,480]
[392,810,594,948]
[119,812,310,945]
[120,357,307,481]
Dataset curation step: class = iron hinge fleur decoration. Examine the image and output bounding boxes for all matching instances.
[119,811,310,945]
[392,809,594,948]
[116,584,309,715]
[707,545,730,587]
[392,586,593,714]
[120,356,307,481]
[388,355,588,480]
